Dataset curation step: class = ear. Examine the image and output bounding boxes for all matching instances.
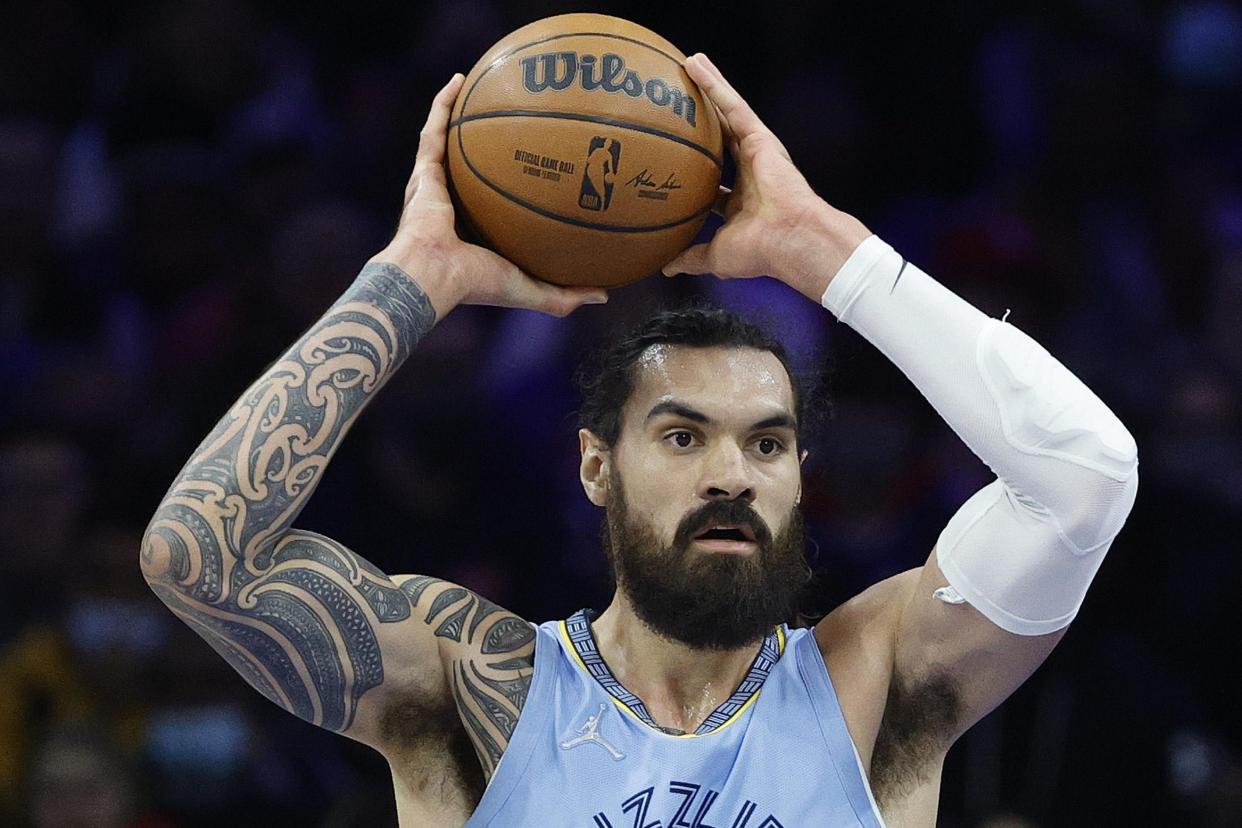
[797,449,809,505]
[579,428,611,507]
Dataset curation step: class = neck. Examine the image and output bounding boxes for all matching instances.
[591,591,768,734]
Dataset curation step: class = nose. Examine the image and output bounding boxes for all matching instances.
[698,442,755,503]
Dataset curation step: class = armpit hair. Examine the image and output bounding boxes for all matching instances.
[380,689,484,804]
[869,670,961,807]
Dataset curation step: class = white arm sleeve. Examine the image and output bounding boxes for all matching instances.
[822,235,1139,635]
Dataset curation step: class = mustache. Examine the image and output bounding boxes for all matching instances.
[673,499,773,550]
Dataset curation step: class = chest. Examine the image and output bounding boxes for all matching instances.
[387,625,894,826]
[469,634,885,827]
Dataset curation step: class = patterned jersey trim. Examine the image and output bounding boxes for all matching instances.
[563,608,785,737]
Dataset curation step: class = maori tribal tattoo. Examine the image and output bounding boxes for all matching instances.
[405,576,535,776]
[141,263,534,776]
[390,573,535,778]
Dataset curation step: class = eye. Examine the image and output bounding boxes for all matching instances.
[665,430,697,449]
[755,437,785,456]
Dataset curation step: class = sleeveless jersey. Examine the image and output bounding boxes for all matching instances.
[465,609,886,827]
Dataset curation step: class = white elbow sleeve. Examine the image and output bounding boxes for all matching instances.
[935,471,1137,636]
[824,235,1139,636]
[937,319,1138,635]
[975,317,1139,551]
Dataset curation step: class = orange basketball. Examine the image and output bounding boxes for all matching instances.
[446,13,723,288]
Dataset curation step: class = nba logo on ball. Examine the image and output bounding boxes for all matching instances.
[578,137,621,211]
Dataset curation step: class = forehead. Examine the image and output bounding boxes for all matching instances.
[623,345,795,424]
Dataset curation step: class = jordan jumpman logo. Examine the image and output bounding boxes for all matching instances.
[560,703,625,761]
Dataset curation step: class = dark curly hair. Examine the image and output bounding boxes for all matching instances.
[574,304,829,449]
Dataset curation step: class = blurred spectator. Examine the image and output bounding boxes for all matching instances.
[0,619,91,819]
[1204,761,1242,828]
[19,722,169,828]
[0,523,165,816]
[0,435,87,639]
[977,814,1039,828]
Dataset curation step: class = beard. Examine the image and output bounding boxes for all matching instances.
[603,467,811,651]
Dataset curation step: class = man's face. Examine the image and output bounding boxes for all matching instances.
[588,345,810,650]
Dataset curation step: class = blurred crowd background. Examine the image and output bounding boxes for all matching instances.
[1,1,1240,826]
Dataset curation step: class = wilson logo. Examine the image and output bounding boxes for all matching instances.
[519,51,698,127]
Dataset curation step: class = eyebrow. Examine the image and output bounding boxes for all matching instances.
[644,400,797,433]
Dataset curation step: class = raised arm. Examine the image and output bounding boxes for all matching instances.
[139,74,607,764]
[665,52,1138,798]
[140,262,441,743]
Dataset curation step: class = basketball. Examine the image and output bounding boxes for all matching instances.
[446,13,724,288]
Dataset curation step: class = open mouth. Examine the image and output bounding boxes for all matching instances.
[692,524,757,543]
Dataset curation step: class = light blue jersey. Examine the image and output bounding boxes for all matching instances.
[466,609,886,827]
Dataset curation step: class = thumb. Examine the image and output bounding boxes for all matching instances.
[661,243,713,277]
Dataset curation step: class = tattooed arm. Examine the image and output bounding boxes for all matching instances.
[140,263,454,746]
[140,74,607,772]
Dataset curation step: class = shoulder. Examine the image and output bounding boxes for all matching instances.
[390,574,537,655]
[813,568,920,670]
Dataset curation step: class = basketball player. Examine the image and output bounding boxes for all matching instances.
[141,54,1138,827]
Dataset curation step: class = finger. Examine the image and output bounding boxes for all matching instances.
[406,73,465,201]
[661,243,713,277]
[499,264,609,316]
[525,281,610,316]
[416,73,464,169]
[711,185,732,218]
[713,101,740,158]
[684,53,770,143]
[710,88,788,164]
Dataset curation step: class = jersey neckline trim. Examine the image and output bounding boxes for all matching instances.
[559,608,786,738]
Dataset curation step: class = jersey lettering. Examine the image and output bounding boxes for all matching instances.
[622,787,659,828]
[588,782,782,828]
